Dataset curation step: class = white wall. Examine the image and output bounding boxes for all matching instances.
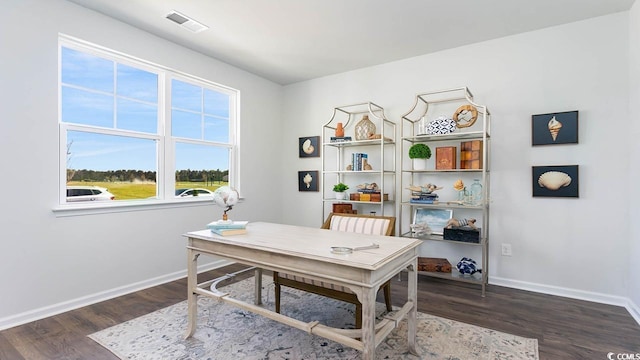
[2,0,638,330]
[0,0,283,329]
[282,13,634,305]
[628,1,640,323]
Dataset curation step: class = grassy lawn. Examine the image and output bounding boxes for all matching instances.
[68,181,227,200]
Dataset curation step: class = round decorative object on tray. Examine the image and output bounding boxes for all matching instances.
[426,115,457,135]
[453,105,478,128]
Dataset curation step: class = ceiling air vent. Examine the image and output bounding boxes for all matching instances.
[166,10,208,33]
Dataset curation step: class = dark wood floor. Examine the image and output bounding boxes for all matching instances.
[1,263,639,359]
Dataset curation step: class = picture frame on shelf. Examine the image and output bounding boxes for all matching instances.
[413,208,453,235]
[532,165,579,198]
[298,170,319,192]
[532,110,578,146]
[299,136,320,157]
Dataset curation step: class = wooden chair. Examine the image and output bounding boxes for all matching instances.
[273,212,396,328]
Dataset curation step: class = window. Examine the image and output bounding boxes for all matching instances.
[59,36,238,207]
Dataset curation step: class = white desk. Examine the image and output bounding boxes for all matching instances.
[183,222,421,360]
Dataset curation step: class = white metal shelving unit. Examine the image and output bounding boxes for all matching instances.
[321,102,396,222]
[400,87,490,295]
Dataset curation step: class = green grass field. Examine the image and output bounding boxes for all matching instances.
[68,181,227,200]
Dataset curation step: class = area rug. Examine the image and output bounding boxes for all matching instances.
[89,276,538,359]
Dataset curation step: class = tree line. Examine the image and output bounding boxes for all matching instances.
[68,169,229,183]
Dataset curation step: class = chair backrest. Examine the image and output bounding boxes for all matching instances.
[321,212,395,236]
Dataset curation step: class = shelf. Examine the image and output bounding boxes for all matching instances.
[402,169,485,174]
[402,131,488,143]
[401,232,484,246]
[418,270,484,284]
[323,139,395,147]
[323,199,394,204]
[401,201,484,210]
[323,170,396,174]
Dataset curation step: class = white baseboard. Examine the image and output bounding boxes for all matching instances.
[626,297,640,325]
[490,276,640,326]
[3,267,638,331]
[0,259,233,331]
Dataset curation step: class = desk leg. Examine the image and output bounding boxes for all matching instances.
[184,250,199,339]
[407,260,418,355]
[254,268,262,305]
[361,287,377,360]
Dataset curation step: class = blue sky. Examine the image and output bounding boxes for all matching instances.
[62,47,230,172]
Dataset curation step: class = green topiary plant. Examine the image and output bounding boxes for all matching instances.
[409,143,431,159]
[333,183,349,192]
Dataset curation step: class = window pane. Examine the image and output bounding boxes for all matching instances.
[172,80,202,112]
[172,81,231,143]
[204,89,229,117]
[62,87,113,127]
[175,142,229,192]
[66,131,157,201]
[172,109,201,138]
[61,47,113,93]
[204,115,229,142]
[117,98,158,134]
[117,64,158,103]
[60,39,238,206]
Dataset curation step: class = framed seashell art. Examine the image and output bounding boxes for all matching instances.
[298,170,319,192]
[532,110,578,146]
[532,165,579,198]
[299,136,320,157]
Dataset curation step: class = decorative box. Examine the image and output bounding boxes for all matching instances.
[443,227,481,243]
[359,193,371,201]
[435,146,457,170]
[350,193,360,201]
[370,193,389,202]
[418,257,452,273]
[426,116,457,135]
[332,203,353,214]
[460,140,483,169]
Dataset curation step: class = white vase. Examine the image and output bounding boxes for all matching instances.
[335,191,347,200]
[413,158,428,170]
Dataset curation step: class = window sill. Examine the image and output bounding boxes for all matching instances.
[52,198,236,217]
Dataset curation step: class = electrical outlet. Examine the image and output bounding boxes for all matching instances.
[501,243,512,256]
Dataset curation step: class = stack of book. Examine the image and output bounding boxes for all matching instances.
[351,153,368,171]
[330,136,352,143]
[410,192,439,204]
[206,220,248,236]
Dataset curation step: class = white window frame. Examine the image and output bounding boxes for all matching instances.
[55,35,240,216]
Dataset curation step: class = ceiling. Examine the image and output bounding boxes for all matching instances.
[67,0,635,85]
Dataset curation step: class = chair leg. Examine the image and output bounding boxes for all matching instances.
[355,303,362,329]
[273,273,281,313]
[383,281,392,312]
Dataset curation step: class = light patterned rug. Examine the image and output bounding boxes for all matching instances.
[89,276,538,359]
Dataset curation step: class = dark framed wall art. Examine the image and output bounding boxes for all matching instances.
[299,136,320,157]
[532,110,578,146]
[298,170,319,191]
[532,165,579,198]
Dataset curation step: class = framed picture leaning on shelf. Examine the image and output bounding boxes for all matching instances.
[413,208,453,235]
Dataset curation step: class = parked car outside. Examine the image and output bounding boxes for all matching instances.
[66,186,115,202]
[175,188,215,198]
